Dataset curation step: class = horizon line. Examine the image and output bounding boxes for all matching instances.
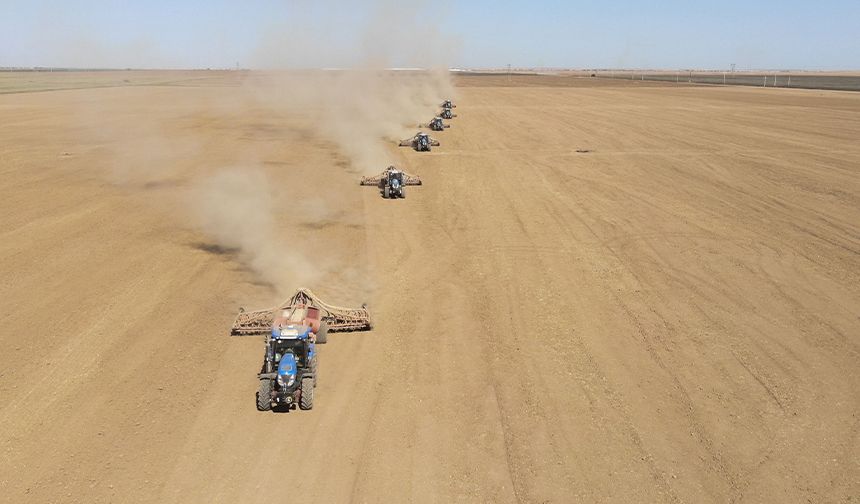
[2,66,859,73]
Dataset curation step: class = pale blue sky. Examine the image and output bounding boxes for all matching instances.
[1,0,858,69]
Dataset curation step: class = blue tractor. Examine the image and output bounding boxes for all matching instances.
[233,289,373,413]
[256,323,318,411]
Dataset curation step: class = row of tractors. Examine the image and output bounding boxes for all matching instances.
[360,100,458,199]
[233,101,458,413]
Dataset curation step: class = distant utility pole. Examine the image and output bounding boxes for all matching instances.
[730,63,736,73]
[507,63,511,82]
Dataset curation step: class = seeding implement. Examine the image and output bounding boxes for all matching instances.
[231,288,372,337]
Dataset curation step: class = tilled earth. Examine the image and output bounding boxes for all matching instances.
[1,72,858,503]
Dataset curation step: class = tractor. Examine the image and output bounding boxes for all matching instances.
[360,166,422,199]
[440,107,457,120]
[231,288,373,412]
[256,322,318,411]
[424,116,450,132]
[441,100,456,109]
[399,132,440,152]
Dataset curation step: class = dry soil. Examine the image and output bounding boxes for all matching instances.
[1,72,858,503]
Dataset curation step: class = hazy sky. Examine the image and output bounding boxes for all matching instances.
[1,0,858,70]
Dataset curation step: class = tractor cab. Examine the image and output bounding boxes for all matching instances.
[271,335,310,368]
[417,133,430,150]
[269,322,313,359]
[442,100,453,108]
[388,170,404,187]
[441,108,453,119]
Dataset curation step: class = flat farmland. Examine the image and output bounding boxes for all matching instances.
[1,72,858,503]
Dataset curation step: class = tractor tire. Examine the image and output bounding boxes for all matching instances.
[383,186,390,199]
[316,321,329,344]
[256,380,272,411]
[400,188,406,199]
[299,377,315,410]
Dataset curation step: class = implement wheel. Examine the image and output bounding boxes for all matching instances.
[316,321,329,344]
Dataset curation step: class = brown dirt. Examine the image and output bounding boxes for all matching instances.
[1,72,858,503]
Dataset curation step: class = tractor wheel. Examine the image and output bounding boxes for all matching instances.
[400,187,406,199]
[383,186,390,199]
[316,321,329,344]
[299,377,315,410]
[256,380,272,411]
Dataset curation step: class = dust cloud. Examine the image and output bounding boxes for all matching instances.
[71,0,457,297]
[182,0,457,295]
[239,68,454,176]
[190,168,315,297]
[249,0,457,174]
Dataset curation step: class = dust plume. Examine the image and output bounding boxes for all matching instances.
[190,168,315,297]
[66,0,458,299]
[184,0,458,295]
[249,0,458,174]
